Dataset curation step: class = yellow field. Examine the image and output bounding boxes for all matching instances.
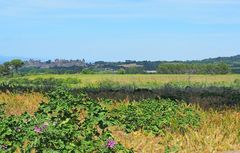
[23,74,240,88]
[0,92,47,116]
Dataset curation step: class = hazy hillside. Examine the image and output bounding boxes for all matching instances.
[201,55,240,64]
[199,55,240,73]
[93,55,240,72]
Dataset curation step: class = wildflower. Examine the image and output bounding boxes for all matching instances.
[34,126,42,133]
[42,122,49,129]
[106,139,116,149]
[34,122,49,133]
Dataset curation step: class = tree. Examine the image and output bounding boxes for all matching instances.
[0,59,24,76]
[216,62,230,74]
[0,65,10,76]
[117,68,126,74]
[10,59,24,73]
[81,68,95,74]
[3,61,12,75]
[157,63,230,74]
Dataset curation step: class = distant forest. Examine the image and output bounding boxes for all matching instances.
[4,55,240,75]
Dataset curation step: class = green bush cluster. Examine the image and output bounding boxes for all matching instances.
[0,88,132,152]
[2,77,79,86]
[0,77,81,92]
[110,99,200,135]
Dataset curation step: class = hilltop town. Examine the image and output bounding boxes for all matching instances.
[24,59,86,68]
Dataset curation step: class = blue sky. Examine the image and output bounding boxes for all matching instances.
[0,0,240,61]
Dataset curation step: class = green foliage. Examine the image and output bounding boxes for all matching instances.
[117,68,126,74]
[0,104,5,119]
[10,59,24,73]
[157,63,230,74]
[238,130,240,143]
[110,99,200,135]
[98,80,122,90]
[81,68,95,74]
[0,77,82,92]
[0,88,132,152]
[96,80,138,91]
[125,67,144,74]
[0,65,10,76]
[0,59,24,76]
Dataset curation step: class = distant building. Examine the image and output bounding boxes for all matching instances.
[24,59,86,68]
[144,70,157,74]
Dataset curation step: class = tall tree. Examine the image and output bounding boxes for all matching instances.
[0,65,10,76]
[10,59,24,73]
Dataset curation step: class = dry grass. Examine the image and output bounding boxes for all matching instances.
[0,92,47,116]
[110,108,240,153]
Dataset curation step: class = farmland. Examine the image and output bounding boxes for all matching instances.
[0,74,240,152]
[14,74,240,88]
[0,89,240,152]
[2,0,240,152]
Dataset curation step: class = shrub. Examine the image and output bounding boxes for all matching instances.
[0,88,132,152]
[109,99,200,135]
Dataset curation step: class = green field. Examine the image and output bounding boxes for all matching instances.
[22,74,240,88]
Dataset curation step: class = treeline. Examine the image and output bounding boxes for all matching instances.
[19,62,232,75]
[94,55,240,73]
[0,57,237,75]
[157,63,230,74]
[20,66,84,74]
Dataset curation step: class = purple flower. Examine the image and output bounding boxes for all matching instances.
[34,126,42,133]
[42,122,49,129]
[34,122,49,133]
[106,139,116,149]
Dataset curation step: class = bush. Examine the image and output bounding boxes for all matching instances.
[110,99,200,135]
[81,68,95,74]
[117,68,126,74]
[0,88,132,152]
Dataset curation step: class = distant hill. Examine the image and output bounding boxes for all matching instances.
[199,55,240,64]
[93,55,240,73]
[198,55,240,73]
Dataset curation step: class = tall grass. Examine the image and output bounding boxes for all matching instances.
[0,92,47,116]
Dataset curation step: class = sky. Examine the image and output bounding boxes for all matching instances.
[0,0,240,61]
